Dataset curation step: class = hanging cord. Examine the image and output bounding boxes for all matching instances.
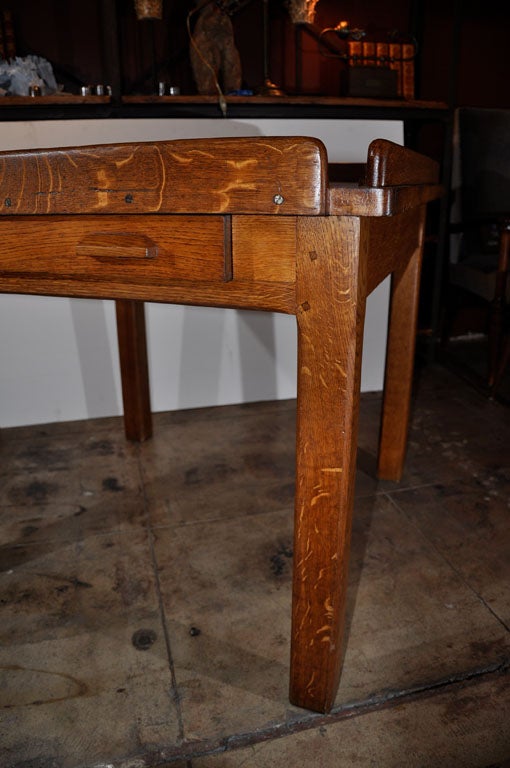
[187,2,227,117]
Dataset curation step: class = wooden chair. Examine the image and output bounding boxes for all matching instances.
[0,136,440,713]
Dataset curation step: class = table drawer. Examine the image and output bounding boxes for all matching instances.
[0,215,231,286]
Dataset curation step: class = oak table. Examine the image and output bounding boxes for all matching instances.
[0,136,441,712]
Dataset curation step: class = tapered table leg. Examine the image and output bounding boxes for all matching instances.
[377,207,426,481]
[290,216,367,713]
[115,299,152,442]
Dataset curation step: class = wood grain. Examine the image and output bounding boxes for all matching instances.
[115,300,152,442]
[0,272,296,313]
[365,138,440,187]
[76,233,158,260]
[290,215,368,713]
[0,137,327,216]
[0,135,444,716]
[0,215,229,284]
[365,210,425,294]
[377,207,426,480]
[232,216,296,283]
[328,183,442,218]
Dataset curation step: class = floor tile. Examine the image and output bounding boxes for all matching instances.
[0,527,180,768]
[1,364,508,768]
[192,673,510,767]
[152,507,294,739]
[140,400,296,527]
[378,376,510,495]
[337,494,509,703]
[150,493,509,747]
[0,426,144,546]
[389,483,510,627]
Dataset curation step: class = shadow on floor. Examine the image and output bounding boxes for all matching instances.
[0,362,509,767]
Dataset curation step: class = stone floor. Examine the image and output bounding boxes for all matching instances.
[440,334,510,407]
[0,363,509,768]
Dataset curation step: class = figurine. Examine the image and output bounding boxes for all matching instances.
[190,0,242,95]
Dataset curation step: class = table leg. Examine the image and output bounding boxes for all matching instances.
[115,299,152,442]
[290,216,367,713]
[377,208,426,481]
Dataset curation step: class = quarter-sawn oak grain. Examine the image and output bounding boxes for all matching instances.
[0,136,441,714]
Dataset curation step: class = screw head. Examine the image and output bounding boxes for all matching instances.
[273,193,284,205]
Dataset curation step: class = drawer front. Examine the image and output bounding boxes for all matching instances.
[0,215,231,286]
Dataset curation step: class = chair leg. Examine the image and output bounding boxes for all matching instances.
[377,211,425,481]
[290,216,367,713]
[115,299,152,442]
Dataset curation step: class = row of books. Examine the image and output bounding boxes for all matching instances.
[0,10,16,60]
[347,40,415,100]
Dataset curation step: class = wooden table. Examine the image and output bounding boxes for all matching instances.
[0,135,441,712]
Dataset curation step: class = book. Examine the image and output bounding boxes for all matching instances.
[3,10,16,59]
[362,40,376,67]
[375,41,389,67]
[347,40,362,68]
[401,42,415,99]
[389,42,402,96]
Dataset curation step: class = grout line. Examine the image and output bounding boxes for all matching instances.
[353,480,441,499]
[135,443,187,743]
[147,504,295,531]
[140,482,441,534]
[147,660,509,765]
[474,594,510,634]
[373,480,439,494]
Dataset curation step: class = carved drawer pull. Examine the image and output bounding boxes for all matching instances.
[76,233,157,259]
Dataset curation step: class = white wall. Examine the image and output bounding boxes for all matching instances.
[0,118,403,428]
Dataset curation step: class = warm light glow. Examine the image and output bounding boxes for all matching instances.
[287,0,320,24]
[134,0,162,20]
